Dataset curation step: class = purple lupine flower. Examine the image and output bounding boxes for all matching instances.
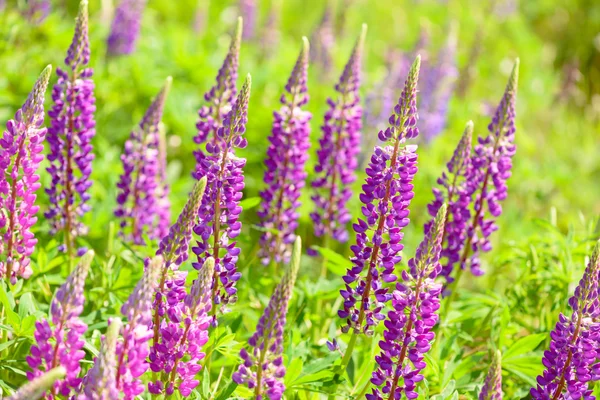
[309,4,335,76]
[257,38,311,266]
[191,74,251,317]
[310,25,365,248]
[115,256,161,399]
[368,204,447,400]
[0,65,52,284]
[338,56,420,335]
[531,241,600,399]
[193,17,242,159]
[480,350,502,400]
[424,121,473,284]
[114,77,172,245]
[148,257,214,397]
[239,0,256,40]
[45,0,96,258]
[261,0,281,57]
[80,319,122,400]
[107,0,147,56]
[8,367,66,400]
[233,237,302,399]
[26,251,94,399]
[23,0,50,24]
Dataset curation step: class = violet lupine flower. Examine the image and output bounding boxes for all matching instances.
[233,237,302,400]
[191,74,252,316]
[239,0,256,39]
[26,250,94,399]
[257,38,311,266]
[8,367,66,400]
[114,77,172,245]
[80,319,122,400]
[115,256,161,399]
[530,241,600,400]
[480,350,502,400]
[368,204,447,400]
[148,257,214,397]
[310,25,365,248]
[45,0,96,257]
[309,4,335,76]
[338,56,420,335]
[424,121,473,284]
[107,0,147,56]
[0,65,52,284]
[193,17,242,159]
[23,0,50,24]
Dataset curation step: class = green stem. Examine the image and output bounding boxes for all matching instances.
[328,331,358,399]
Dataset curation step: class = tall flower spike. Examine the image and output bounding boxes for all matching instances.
[156,124,171,240]
[258,37,311,266]
[368,204,447,400]
[115,256,162,399]
[115,77,172,245]
[45,0,96,258]
[424,121,473,284]
[310,25,366,247]
[239,0,256,39]
[233,237,302,400]
[8,367,66,400]
[338,56,420,334]
[107,0,147,56]
[81,318,122,400]
[148,257,214,397]
[0,65,52,284]
[309,2,335,75]
[531,241,600,399]
[193,17,242,159]
[27,250,94,399]
[191,74,251,317]
[480,350,503,400]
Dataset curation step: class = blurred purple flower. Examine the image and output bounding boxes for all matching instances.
[480,350,503,400]
[107,0,147,56]
[309,4,335,75]
[23,0,50,24]
[8,367,66,400]
[239,0,256,39]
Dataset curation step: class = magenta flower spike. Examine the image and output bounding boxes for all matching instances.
[480,350,503,400]
[531,241,600,399]
[8,367,66,400]
[191,74,252,317]
[257,38,311,266]
[233,237,301,399]
[45,0,95,258]
[0,65,52,284]
[338,56,420,335]
[148,257,214,397]
[310,25,366,248]
[26,251,94,399]
[368,204,447,400]
[115,256,161,399]
[107,0,147,56]
[114,77,172,245]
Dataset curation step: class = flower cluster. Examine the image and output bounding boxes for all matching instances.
[310,25,365,246]
[531,241,600,399]
[338,56,420,334]
[26,250,94,399]
[115,77,172,245]
[107,0,147,56]
[368,204,447,400]
[480,350,503,400]
[45,0,95,257]
[257,38,311,265]
[8,367,66,400]
[0,65,52,283]
[191,74,251,315]
[233,237,301,399]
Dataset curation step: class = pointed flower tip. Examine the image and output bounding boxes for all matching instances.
[290,236,302,277]
[301,36,310,54]
[80,249,95,267]
[79,0,88,14]
[9,366,67,400]
[437,203,448,222]
[508,58,519,92]
[107,317,123,342]
[40,64,53,83]
[465,120,474,132]
[235,16,244,40]
[495,349,502,360]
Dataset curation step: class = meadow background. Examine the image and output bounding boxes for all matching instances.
[1,0,600,398]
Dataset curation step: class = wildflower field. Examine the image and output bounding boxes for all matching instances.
[1,0,600,399]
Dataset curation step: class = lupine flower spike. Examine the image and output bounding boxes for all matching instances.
[115,77,172,245]
[107,0,147,56]
[23,0,51,24]
[149,257,214,397]
[8,367,66,400]
[45,0,95,258]
[531,241,600,399]
[310,25,366,249]
[193,17,242,159]
[310,2,335,75]
[480,350,502,400]
[233,237,302,400]
[0,65,52,284]
[115,256,162,399]
[27,250,94,399]
[192,74,252,317]
[258,37,311,266]
[156,124,171,238]
[368,204,447,400]
[338,55,420,335]
[239,0,256,39]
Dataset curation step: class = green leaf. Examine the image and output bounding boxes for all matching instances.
[17,292,35,318]
[503,333,547,361]
[201,367,210,397]
[240,197,261,210]
[302,352,339,375]
[215,381,238,400]
[285,357,303,385]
